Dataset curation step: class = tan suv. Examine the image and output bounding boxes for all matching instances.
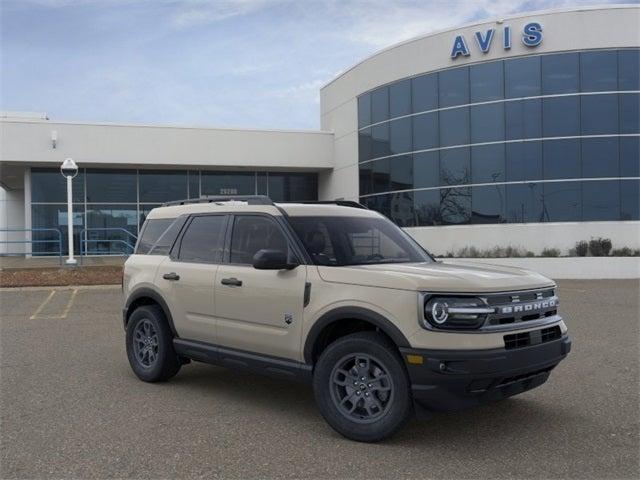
[122,195,571,442]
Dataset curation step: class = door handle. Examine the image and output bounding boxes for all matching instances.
[221,277,242,287]
[163,272,180,281]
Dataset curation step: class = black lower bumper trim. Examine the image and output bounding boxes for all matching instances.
[400,335,571,412]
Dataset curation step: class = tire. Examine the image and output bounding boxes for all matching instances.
[313,331,413,442]
[126,305,181,382]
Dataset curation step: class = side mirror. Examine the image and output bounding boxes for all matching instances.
[252,249,298,270]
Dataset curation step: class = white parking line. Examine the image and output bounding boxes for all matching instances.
[29,290,57,320]
[29,288,79,320]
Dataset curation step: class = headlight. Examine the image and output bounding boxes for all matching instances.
[423,296,494,330]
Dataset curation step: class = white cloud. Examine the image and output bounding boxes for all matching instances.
[170,0,282,29]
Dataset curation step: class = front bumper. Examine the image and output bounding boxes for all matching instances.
[400,335,571,412]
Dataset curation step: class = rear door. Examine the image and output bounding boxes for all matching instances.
[214,214,307,360]
[157,214,228,344]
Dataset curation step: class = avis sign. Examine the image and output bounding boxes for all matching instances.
[450,22,543,59]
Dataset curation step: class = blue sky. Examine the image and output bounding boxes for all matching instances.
[0,0,627,130]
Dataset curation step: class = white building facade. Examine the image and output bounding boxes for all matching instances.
[1,5,639,257]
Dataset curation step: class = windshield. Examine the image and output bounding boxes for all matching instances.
[288,216,433,266]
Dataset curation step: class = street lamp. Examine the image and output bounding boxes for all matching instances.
[60,158,78,265]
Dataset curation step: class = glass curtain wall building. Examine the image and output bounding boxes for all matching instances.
[357,49,640,227]
[31,169,317,255]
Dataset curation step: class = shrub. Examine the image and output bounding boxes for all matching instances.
[541,247,561,257]
[575,241,589,257]
[611,247,640,257]
[589,237,612,257]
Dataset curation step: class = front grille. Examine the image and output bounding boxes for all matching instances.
[484,288,558,327]
[504,326,562,350]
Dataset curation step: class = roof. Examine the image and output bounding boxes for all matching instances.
[320,4,637,91]
[146,201,380,220]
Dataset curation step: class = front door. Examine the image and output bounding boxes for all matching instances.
[214,214,307,361]
[158,214,228,344]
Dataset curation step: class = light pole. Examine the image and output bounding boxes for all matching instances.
[60,158,78,266]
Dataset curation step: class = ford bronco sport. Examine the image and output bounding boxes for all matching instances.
[122,195,571,442]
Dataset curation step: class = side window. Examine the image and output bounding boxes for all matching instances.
[177,215,226,263]
[292,219,337,266]
[230,216,289,264]
[149,216,187,255]
[136,219,173,254]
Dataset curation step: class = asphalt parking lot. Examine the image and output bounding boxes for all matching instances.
[1,280,638,479]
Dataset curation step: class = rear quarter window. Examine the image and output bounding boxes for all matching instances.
[136,217,187,255]
[136,219,174,254]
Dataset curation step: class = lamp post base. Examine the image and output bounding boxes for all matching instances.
[65,258,78,266]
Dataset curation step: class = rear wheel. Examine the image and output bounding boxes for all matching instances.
[126,305,181,382]
[313,331,413,442]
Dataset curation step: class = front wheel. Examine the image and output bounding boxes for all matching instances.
[313,332,413,442]
[126,305,181,382]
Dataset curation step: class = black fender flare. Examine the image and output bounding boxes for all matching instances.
[303,306,411,364]
[123,287,178,337]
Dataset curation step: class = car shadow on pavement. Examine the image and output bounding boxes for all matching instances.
[146,361,577,445]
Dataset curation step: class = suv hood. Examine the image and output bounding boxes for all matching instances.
[317,260,554,293]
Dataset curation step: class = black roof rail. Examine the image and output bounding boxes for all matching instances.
[283,200,369,210]
[161,195,274,207]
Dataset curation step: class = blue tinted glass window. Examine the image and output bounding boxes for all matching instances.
[620,93,639,134]
[439,107,469,147]
[371,124,390,158]
[619,49,640,91]
[620,137,640,177]
[256,172,268,196]
[188,171,199,199]
[362,194,391,219]
[267,173,317,202]
[621,179,640,220]
[389,117,412,155]
[358,94,371,128]
[440,147,470,186]
[86,169,136,203]
[581,94,619,135]
[541,53,579,94]
[414,189,441,226]
[582,138,619,178]
[390,155,413,191]
[439,67,469,107]
[139,170,187,203]
[412,112,438,150]
[506,183,543,223]
[543,96,580,137]
[440,187,471,225]
[371,87,389,123]
[389,79,411,118]
[505,56,541,98]
[359,128,372,162]
[581,51,618,92]
[389,191,416,227]
[582,180,620,221]
[470,103,505,143]
[505,99,542,140]
[472,185,506,224]
[86,205,138,252]
[543,139,580,180]
[201,171,255,196]
[31,168,85,203]
[412,73,438,113]
[470,61,504,102]
[543,182,581,221]
[372,158,390,193]
[359,164,373,196]
[414,151,439,189]
[506,142,543,182]
[471,144,505,184]
[31,204,84,255]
